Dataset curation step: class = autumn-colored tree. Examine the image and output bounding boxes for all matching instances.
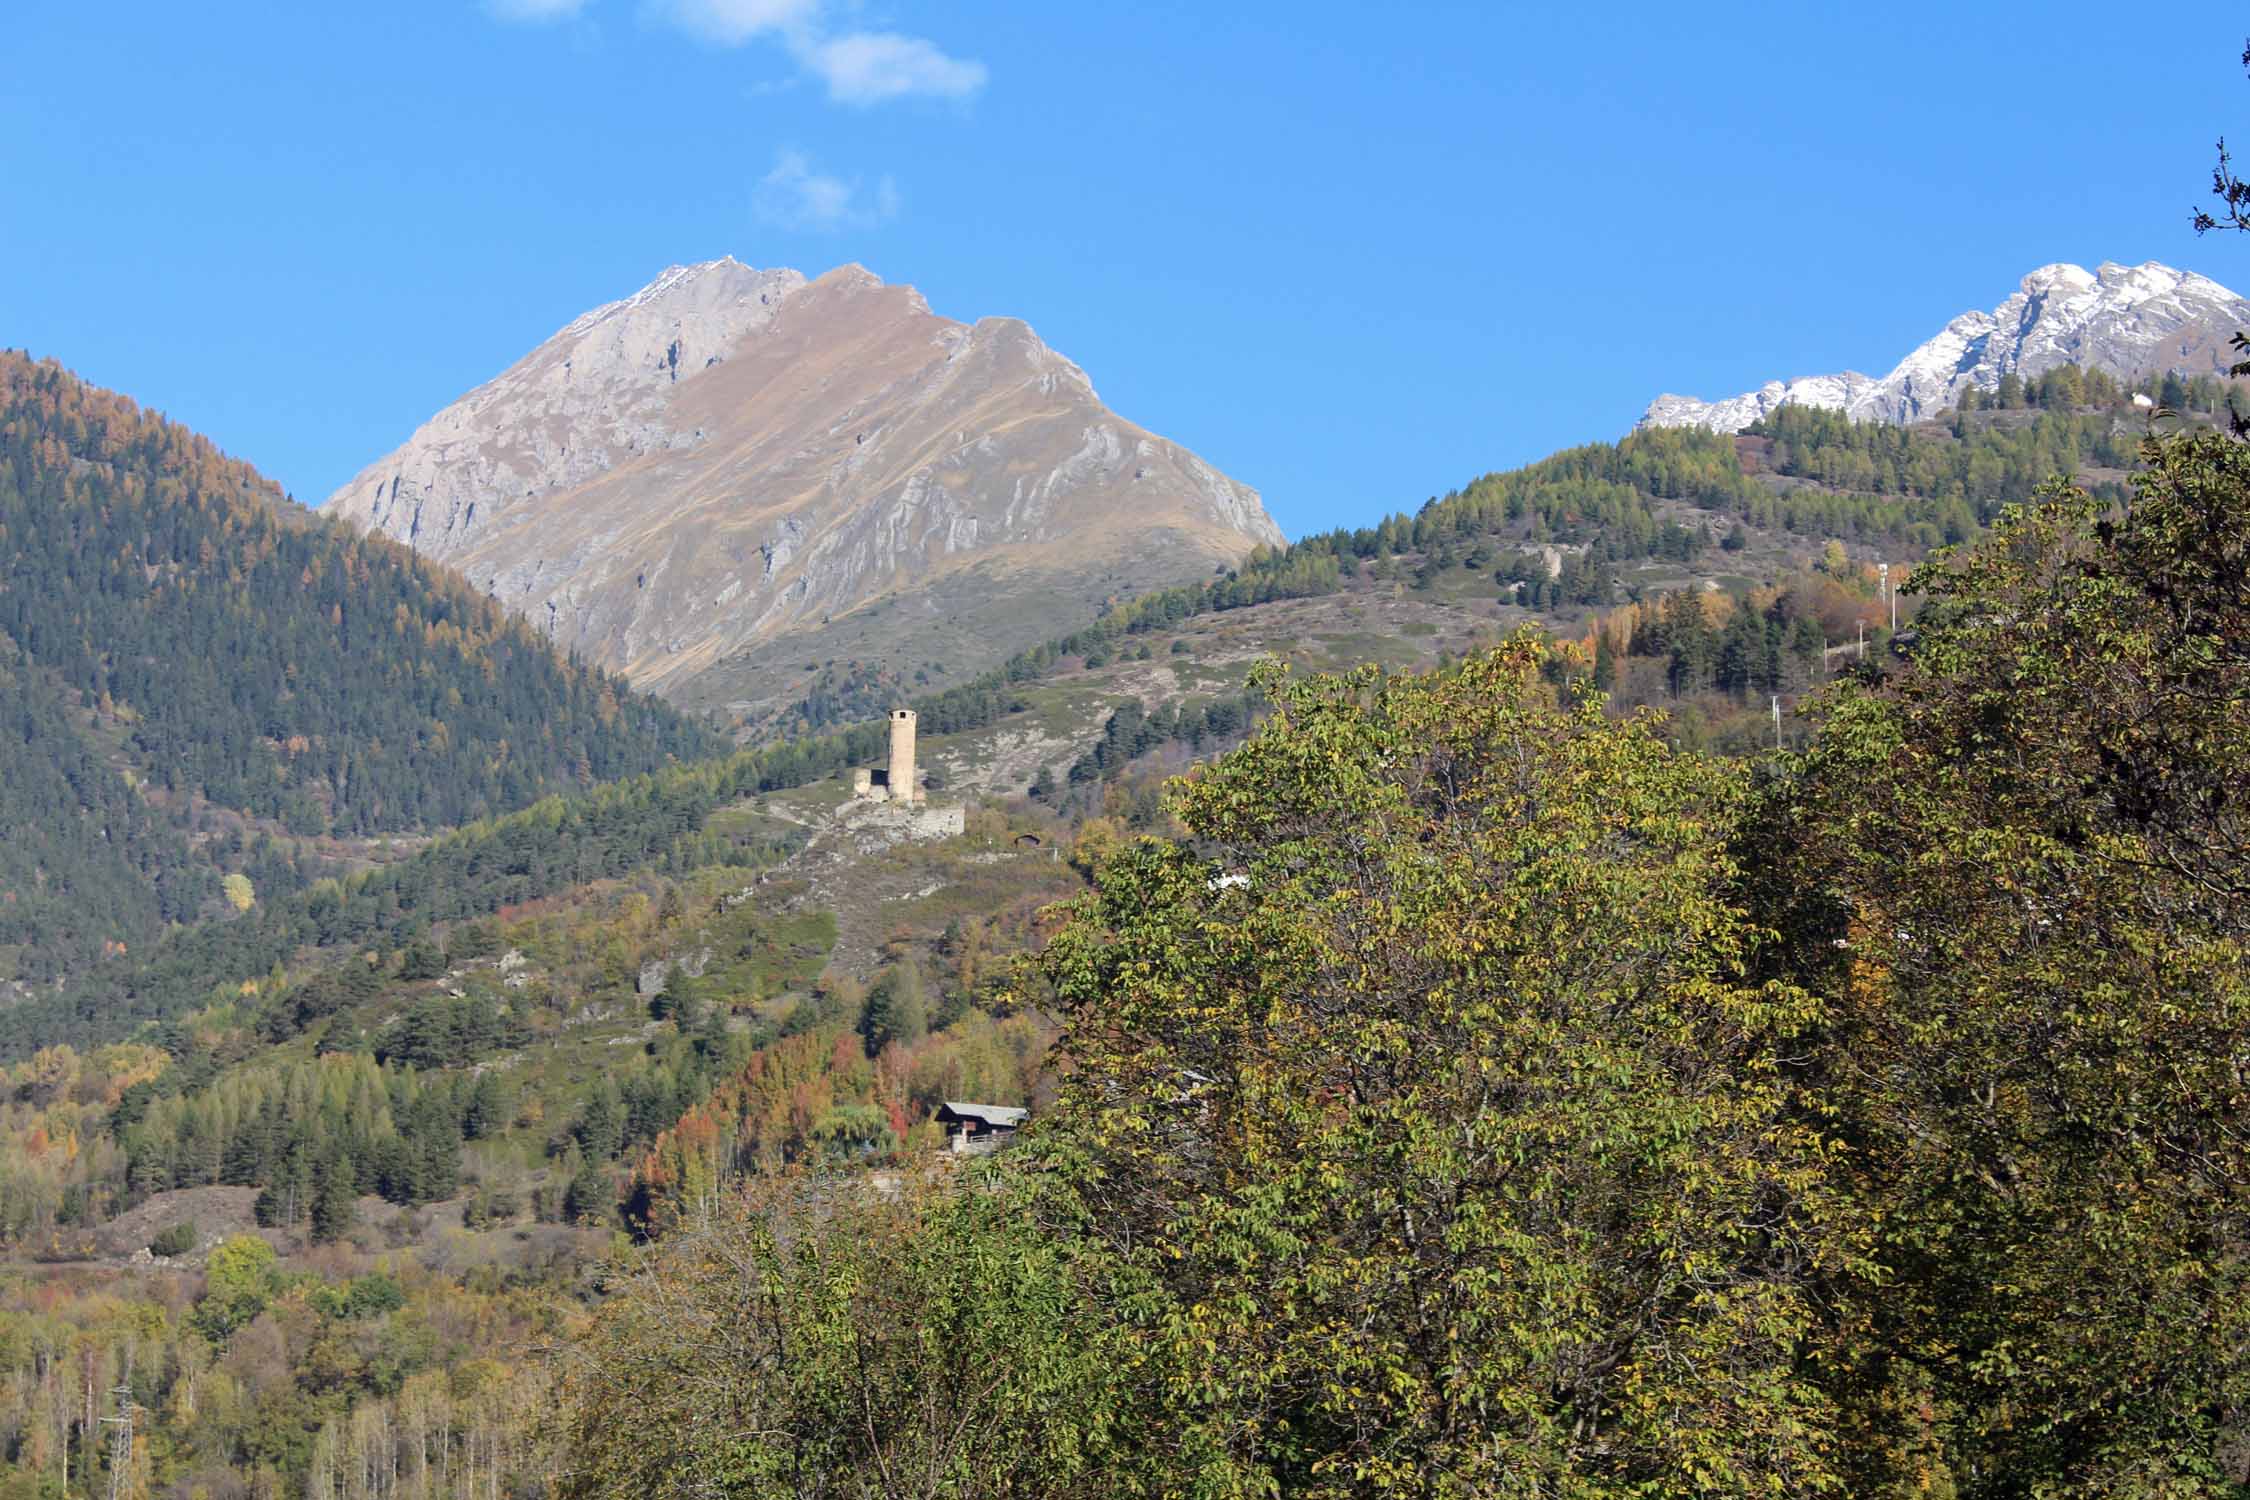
[1039,641,1846,1497]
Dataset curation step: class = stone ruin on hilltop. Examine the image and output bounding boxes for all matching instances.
[844,708,965,839]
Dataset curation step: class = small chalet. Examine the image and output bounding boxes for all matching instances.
[936,1101,1029,1155]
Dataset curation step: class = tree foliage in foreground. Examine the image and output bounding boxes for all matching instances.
[560,1179,1161,1500]
[563,429,2250,1498]
[1759,430,2250,1496]
[1039,643,1846,1497]
[572,645,1854,1499]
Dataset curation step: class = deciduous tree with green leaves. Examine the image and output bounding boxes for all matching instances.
[194,1232,280,1344]
[559,1176,1164,1500]
[555,426,2250,1497]
[1040,639,1851,1498]
[1764,428,2250,1494]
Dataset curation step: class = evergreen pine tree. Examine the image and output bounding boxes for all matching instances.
[311,1150,356,1244]
[862,959,929,1053]
[576,1081,626,1161]
[563,1159,614,1227]
[651,963,700,1023]
[464,1073,515,1140]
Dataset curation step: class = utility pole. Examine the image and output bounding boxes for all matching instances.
[1857,619,1865,660]
[100,1381,133,1500]
[1878,562,1890,634]
[1771,694,1782,751]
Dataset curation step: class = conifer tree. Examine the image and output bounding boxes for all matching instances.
[862,960,928,1053]
[310,1150,357,1244]
[575,1082,626,1161]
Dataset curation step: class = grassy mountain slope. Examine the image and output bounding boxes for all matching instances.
[748,365,2187,740]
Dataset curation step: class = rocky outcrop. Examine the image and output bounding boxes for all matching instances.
[1641,261,2250,432]
[328,260,1282,719]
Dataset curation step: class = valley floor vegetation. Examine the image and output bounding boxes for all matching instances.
[561,425,2250,1497]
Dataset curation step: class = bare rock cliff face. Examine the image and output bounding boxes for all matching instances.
[328,260,1282,718]
[1641,261,2250,432]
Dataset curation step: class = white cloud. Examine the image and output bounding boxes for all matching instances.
[654,0,985,105]
[491,0,987,105]
[753,149,900,230]
[659,0,820,46]
[487,0,590,20]
[791,29,986,105]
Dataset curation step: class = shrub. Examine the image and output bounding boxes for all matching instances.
[148,1221,197,1257]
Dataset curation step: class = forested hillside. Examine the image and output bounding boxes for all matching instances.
[557,424,2250,1497]
[0,353,720,982]
[13,7,2250,1495]
[0,643,207,987]
[754,363,2200,787]
[0,354,2240,1500]
[13,359,2196,1016]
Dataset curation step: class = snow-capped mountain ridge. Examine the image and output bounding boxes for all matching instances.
[1640,260,2250,432]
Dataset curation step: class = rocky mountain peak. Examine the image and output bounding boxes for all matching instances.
[2021,261,2098,295]
[326,260,1281,720]
[1640,259,2250,432]
[547,256,807,390]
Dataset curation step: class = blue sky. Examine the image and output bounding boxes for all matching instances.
[4,3,2247,537]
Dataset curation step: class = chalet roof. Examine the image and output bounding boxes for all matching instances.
[939,1101,1029,1128]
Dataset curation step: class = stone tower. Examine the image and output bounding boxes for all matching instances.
[887,709,918,805]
